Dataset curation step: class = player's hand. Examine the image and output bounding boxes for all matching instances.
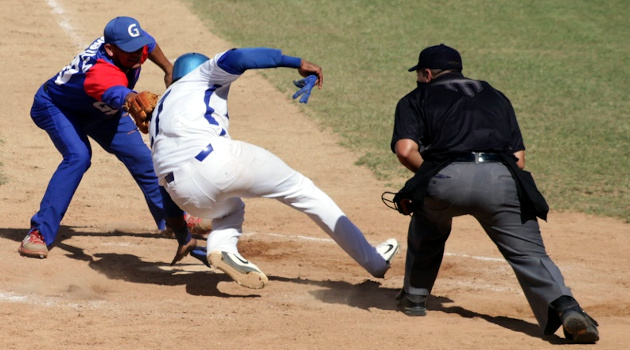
[170,237,198,266]
[164,72,173,87]
[293,75,318,104]
[297,60,323,89]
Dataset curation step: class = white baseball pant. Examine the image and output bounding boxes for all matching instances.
[163,136,389,277]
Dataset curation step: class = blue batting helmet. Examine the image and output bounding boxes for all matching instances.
[172,52,210,82]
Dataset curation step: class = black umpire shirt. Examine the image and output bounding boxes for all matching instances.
[390,72,548,220]
[391,72,525,161]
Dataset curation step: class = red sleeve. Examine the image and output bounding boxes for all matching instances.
[84,59,130,101]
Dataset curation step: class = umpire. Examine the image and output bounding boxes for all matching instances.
[390,44,599,343]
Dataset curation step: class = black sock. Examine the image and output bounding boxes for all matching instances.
[551,295,579,312]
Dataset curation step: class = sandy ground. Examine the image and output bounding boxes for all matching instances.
[1,0,629,349]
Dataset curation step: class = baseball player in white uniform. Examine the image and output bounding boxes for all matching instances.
[149,48,399,289]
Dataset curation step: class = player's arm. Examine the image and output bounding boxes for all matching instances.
[148,43,173,87]
[85,59,156,122]
[216,47,323,87]
[85,59,132,110]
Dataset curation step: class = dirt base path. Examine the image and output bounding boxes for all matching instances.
[1,1,628,349]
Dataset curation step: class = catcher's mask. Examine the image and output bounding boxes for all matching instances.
[172,52,210,82]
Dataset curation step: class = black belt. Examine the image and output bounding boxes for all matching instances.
[165,143,214,184]
[452,152,502,163]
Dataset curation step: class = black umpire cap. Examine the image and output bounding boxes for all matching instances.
[408,44,463,72]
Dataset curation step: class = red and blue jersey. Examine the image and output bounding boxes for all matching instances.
[44,32,156,120]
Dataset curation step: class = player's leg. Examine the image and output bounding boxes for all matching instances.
[89,115,166,230]
[399,177,457,315]
[405,162,477,297]
[473,164,570,323]
[231,140,393,278]
[474,163,597,342]
[26,88,92,254]
[403,211,453,297]
[399,162,484,315]
[205,198,269,289]
[163,137,392,280]
[162,146,268,288]
[177,191,268,289]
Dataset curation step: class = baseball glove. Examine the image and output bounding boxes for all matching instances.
[125,91,159,134]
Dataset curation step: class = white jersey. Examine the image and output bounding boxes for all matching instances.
[149,50,238,183]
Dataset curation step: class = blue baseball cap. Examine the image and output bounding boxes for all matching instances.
[408,44,463,72]
[104,16,152,53]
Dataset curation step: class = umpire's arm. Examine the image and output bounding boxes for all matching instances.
[395,139,423,173]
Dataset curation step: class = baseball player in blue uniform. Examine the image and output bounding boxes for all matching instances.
[149,48,399,289]
[19,16,191,259]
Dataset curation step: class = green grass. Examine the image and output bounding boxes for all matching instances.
[183,0,630,222]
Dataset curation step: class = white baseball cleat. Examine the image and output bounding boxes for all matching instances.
[376,238,399,264]
[208,251,268,289]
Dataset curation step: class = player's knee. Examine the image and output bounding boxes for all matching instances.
[63,149,92,171]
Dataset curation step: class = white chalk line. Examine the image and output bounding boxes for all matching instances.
[259,231,505,262]
[0,291,106,309]
[46,0,88,49]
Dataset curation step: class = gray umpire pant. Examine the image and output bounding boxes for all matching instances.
[404,161,573,331]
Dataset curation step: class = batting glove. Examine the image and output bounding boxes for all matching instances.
[292,75,317,104]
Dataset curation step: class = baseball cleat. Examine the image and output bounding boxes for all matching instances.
[396,289,428,316]
[184,213,213,236]
[561,308,599,344]
[208,251,268,289]
[376,238,399,264]
[18,229,48,259]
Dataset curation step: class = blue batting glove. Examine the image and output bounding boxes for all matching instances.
[292,75,317,104]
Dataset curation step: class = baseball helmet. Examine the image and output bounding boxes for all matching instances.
[172,52,210,82]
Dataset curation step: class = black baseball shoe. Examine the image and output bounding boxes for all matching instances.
[552,296,599,344]
[396,289,427,316]
[560,306,599,344]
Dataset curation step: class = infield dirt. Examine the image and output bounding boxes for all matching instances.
[1,1,629,349]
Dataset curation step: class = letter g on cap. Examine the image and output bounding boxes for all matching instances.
[128,23,140,37]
